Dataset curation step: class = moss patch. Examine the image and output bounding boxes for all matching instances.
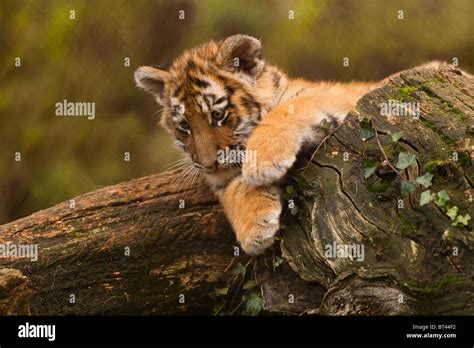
[366,179,391,193]
[424,159,446,173]
[441,101,468,123]
[419,118,454,145]
[67,229,89,238]
[457,151,470,166]
[397,85,417,101]
[419,83,468,123]
[403,274,464,295]
[399,213,418,237]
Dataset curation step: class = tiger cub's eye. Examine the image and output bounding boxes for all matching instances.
[178,120,190,131]
[212,110,225,121]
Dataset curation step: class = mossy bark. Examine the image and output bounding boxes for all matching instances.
[274,63,473,315]
[0,64,472,315]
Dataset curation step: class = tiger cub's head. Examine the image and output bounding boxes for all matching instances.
[135,34,287,188]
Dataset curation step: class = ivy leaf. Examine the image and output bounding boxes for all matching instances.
[360,129,375,141]
[244,291,262,316]
[446,206,459,221]
[364,166,377,179]
[272,256,284,270]
[391,131,403,142]
[396,152,416,170]
[415,173,434,189]
[364,159,377,179]
[214,287,229,296]
[453,214,471,227]
[242,280,258,290]
[420,190,434,206]
[435,190,450,207]
[401,181,416,197]
[360,118,375,141]
[230,262,246,276]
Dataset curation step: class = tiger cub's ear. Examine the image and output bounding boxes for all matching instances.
[134,66,170,105]
[218,34,265,78]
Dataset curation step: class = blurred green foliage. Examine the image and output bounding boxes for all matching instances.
[0,0,472,223]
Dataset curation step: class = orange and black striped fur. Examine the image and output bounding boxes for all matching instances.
[135,34,440,255]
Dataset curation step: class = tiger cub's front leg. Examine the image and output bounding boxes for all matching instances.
[242,96,344,186]
[218,177,282,255]
[242,78,384,187]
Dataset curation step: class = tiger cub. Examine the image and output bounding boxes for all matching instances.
[135,34,385,255]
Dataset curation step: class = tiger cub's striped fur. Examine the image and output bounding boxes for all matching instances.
[135,34,386,255]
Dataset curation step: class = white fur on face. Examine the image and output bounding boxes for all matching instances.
[170,97,191,134]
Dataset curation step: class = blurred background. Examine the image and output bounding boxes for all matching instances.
[0,0,473,224]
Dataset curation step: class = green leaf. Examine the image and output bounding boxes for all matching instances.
[391,131,403,142]
[214,287,228,296]
[242,280,258,290]
[360,118,375,141]
[446,206,459,221]
[364,166,377,179]
[396,152,416,170]
[230,262,246,276]
[360,129,375,141]
[420,190,434,206]
[435,190,450,207]
[244,292,262,316]
[364,159,377,179]
[415,173,434,189]
[272,256,284,270]
[401,181,416,197]
[453,214,471,227]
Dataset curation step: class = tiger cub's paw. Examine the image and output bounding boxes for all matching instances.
[238,202,281,255]
[226,179,282,255]
[242,127,299,186]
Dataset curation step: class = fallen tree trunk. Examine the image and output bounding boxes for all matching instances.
[0,64,473,315]
[0,173,237,315]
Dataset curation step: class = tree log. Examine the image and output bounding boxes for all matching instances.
[0,64,473,315]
